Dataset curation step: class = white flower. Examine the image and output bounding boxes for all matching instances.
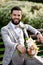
[25,37,39,57]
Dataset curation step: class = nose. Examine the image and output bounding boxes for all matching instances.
[15,15,19,19]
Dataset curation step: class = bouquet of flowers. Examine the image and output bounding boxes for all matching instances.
[25,37,39,57]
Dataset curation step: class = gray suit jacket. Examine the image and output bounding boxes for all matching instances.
[1,21,40,65]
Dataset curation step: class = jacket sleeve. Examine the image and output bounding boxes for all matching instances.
[1,27,19,65]
[1,27,18,49]
[25,24,40,35]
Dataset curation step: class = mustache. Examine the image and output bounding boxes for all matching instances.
[11,19,21,25]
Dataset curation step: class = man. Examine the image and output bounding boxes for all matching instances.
[1,6,43,65]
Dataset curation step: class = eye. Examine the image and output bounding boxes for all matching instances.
[18,14,20,16]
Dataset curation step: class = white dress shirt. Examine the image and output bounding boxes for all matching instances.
[11,22,25,46]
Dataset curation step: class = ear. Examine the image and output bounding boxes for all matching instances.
[21,13,23,18]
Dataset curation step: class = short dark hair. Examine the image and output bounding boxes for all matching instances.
[11,6,22,13]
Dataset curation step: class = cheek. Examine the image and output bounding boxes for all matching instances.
[11,16,15,19]
[20,15,22,19]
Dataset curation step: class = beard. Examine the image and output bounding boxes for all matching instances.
[11,19,21,25]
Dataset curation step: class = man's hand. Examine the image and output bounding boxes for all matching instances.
[17,44,26,54]
[37,33,43,43]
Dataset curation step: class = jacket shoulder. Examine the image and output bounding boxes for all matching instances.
[1,22,10,31]
[1,25,8,32]
[1,22,10,33]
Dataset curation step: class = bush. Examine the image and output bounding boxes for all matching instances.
[0,1,43,29]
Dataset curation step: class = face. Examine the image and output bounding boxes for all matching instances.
[11,10,22,25]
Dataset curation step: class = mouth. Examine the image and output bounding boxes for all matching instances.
[14,18,20,22]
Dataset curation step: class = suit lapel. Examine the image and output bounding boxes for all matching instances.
[7,22,20,43]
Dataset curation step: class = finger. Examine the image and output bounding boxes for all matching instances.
[39,36,43,43]
[40,39,43,43]
[37,38,40,42]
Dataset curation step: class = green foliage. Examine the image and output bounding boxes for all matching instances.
[0,8,11,28]
[0,1,43,29]
[28,17,43,29]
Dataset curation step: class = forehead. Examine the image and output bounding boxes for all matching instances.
[12,10,22,14]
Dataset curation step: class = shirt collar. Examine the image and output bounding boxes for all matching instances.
[10,21,24,29]
[10,21,20,29]
[11,21,16,29]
